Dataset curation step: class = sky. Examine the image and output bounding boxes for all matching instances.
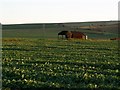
[0,0,119,24]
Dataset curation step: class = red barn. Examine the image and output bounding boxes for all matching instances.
[58,31,87,39]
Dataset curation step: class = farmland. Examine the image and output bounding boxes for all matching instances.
[2,21,118,39]
[2,38,120,89]
[2,21,120,89]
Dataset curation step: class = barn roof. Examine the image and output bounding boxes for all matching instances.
[71,31,86,36]
[58,31,68,35]
[58,31,87,36]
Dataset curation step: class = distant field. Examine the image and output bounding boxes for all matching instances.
[2,38,120,89]
[2,21,118,39]
[2,24,62,38]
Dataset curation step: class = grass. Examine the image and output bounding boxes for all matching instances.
[2,38,120,89]
[2,21,118,39]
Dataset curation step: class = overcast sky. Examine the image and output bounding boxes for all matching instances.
[0,0,119,24]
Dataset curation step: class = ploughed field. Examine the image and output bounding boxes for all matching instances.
[2,38,120,89]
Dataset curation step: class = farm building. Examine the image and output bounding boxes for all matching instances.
[58,31,88,39]
[110,38,120,40]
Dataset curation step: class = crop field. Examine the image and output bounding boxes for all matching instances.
[2,38,120,89]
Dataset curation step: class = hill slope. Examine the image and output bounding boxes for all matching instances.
[2,21,118,39]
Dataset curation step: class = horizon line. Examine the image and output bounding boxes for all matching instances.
[1,20,118,25]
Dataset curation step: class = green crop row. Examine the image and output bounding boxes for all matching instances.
[2,38,120,89]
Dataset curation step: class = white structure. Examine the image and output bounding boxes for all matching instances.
[85,35,88,40]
